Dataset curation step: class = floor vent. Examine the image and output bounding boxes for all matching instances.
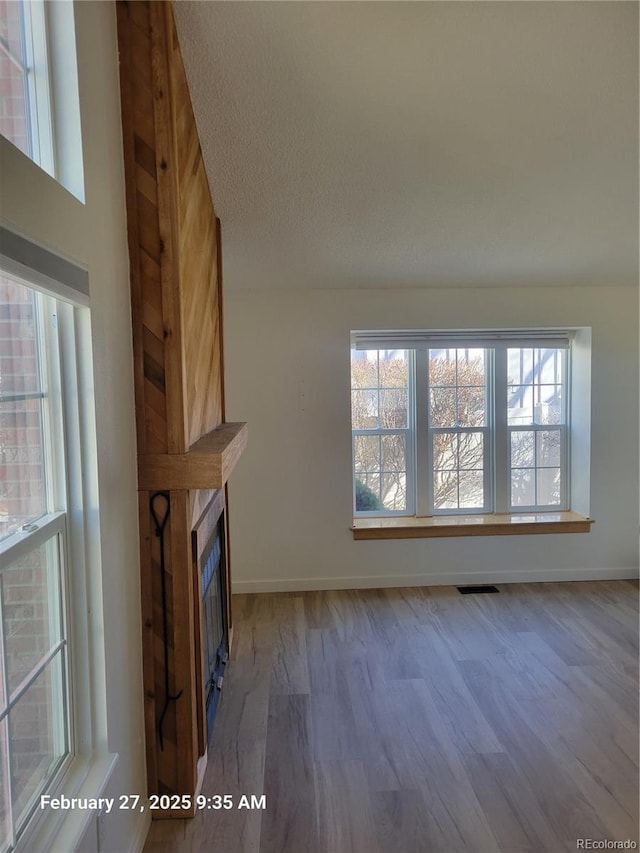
[457,585,500,594]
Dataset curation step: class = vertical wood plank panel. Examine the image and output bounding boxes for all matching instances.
[149,1,187,454]
[116,1,147,457]
[168,8,223,447]
[117,0,238,812]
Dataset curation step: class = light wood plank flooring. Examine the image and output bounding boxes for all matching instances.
[144,580,639,853]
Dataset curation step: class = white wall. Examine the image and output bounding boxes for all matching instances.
[225,284,639,591]
[0,3,147,851]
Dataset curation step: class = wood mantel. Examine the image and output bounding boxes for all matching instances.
[138,422,248,490]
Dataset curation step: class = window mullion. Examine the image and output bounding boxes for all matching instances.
[494,347,509,512]
[560,423,568,510]
[0,511,66,564]
[406,349,416,516]
[562,349,570,510]
[0,35,28,73]
[483,350,493,512]
[0,391,46,404]
[415,348,430,515]
[43,296,67,514]
[0,584,8,719]
[3,639,66,717]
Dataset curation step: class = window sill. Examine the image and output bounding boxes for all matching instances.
[351,511,593,540]
[18,752,118,853]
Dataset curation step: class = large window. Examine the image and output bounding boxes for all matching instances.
[351,331,570,517]
[0,275,71,851]
[0,0,84,200]
[0,0,54,175]
[0,245,99,852]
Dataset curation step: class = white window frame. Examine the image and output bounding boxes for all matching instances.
[504,346,569,513]
[351,427,417,517]
[0,0,55,176]
[0,283,74,851]
[422,347,494,516]
[0,243,114,853]
[351,349,416,517]
[0,1,84,200]
[0,514,72,851]
[351,330,572,518]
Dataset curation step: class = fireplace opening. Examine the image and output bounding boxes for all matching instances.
[195,503,229,744]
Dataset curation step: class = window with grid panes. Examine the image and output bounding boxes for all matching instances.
[0,0,54,176]
[0,273,71,852]
[350,331,569,517]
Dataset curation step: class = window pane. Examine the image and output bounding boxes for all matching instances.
[456,349,485,385]
[381,434,406,473]
[457,387,485,427]
[430,388,456,427]
[537,468,561,505]
[382,473,406,512]
[354,434,380,475]
[433,432,457,471]
[511,430,535,468]
[536,349,563,385]
[459,470,484,509]
[433,470,458,510]
[534,387,563,425]
[537,430,561,467]
[508,385,533,424]
[351,390,378,429]
[0,277,48,541]
[511,468,535,506]
[429,349,456,386]
[507,348,534,385]
[354,475,381,512]
[0,399,47,541]
[380,388,407,428]
[350,350,378,389]
[0,3,27,64]
[9,653,68,831]
[2,535,63,695]
[378,350,408,388]
[458,432,483,470]
[0,0,31,157]
[0,277,42,397]
[381,436,407,508]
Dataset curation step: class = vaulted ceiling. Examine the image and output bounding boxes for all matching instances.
[174,1,638,291]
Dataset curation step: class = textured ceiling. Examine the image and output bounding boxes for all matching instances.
[173,1,638,291]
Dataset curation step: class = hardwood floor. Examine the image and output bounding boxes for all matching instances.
[143,580,639,853]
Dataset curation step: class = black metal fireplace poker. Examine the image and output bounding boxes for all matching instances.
[150,492,183,751]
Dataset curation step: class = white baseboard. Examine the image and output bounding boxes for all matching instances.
[129,810,151,853]
[232,566,639,594]
[196,750,208,798]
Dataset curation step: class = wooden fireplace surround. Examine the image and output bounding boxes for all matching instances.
[116,1,246,816]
